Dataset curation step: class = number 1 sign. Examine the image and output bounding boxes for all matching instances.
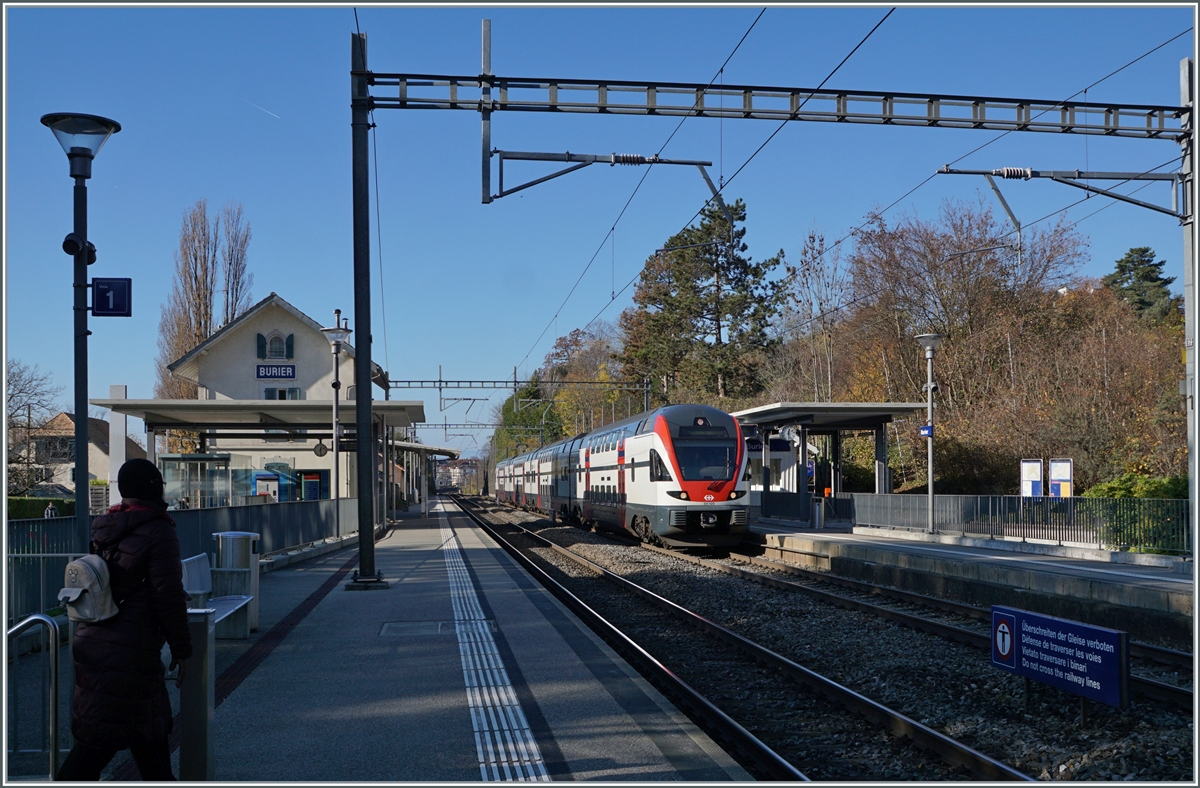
[92,278,132,317]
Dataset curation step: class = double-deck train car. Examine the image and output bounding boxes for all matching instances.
[495,404,749,547]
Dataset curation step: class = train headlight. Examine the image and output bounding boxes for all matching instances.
[666,490,689,500]
[728,490,741,500]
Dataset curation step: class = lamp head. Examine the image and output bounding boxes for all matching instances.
[40,113,121,159]
[321,324,352,351]
[914,333,944,354]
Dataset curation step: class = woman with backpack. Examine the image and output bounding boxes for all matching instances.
[56,459,193,781]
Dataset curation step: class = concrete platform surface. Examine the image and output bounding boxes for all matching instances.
[201,498,749,781]
[747,521,1194,642]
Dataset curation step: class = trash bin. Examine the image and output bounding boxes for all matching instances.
[811,498,824,530]
[212,531,260,631]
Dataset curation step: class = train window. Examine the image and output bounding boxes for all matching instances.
[649,449,672,482]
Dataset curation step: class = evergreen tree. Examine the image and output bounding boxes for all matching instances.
[1101,247,1176,322]
[619,199,784,403]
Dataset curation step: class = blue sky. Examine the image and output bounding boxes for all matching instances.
[4,4,1196,457]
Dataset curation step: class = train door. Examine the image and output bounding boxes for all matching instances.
[583,441,592,522]
[617,432,627,530]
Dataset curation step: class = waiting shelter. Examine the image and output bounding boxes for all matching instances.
[731,402,926,522]
[90,398,425,514]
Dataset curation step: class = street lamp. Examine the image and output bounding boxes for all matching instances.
[321,309,352,537]
[41,112,121,535]
[914,333,944,534]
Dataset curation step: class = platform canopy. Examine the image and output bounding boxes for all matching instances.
[731,402,927,433]
[390,440,460,459]
[89,398,426,430]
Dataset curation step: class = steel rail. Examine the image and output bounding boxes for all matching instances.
[455,496,1032,782]
[678,548,1193,710]
[447,496,806,781]
[729,549,1194,670]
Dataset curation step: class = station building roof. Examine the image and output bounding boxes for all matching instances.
[731,402,928,433]
[390,440,460,459]
[89,398,425,431]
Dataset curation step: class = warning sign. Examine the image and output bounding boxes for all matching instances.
[991,610,1017,671]
[990,606,1129,709]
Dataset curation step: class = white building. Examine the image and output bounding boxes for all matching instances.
[94,293,423,509]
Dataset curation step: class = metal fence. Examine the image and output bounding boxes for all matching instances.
[6,498,360,626]
[759,491,1190,554]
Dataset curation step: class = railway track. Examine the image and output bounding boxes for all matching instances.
[452,495,1033,781]
[697,548,1194,710]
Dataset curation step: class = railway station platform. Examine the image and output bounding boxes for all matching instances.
[746,518,1194,643]
[107,498,750,782]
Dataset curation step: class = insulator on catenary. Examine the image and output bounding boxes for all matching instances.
[611,153,648,166]
[994,167,1032,180]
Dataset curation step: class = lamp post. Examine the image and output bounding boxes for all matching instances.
[321,310,351,538]
[41,113,121,535]
[914,333,944,534]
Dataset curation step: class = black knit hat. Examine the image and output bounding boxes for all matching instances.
[117,458,165,503]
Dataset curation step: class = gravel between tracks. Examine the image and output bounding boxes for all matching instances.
[477,503,1194,782]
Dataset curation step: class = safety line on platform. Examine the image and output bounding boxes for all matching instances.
[440,514,550,782]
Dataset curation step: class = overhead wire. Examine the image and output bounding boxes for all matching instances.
[573,7,897,336]
[747,24,1195,333]
[512,8,768,377]
[352,8,394,380]
[775,154,1182,337]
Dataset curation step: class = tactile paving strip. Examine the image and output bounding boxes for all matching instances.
[440,520,549,782]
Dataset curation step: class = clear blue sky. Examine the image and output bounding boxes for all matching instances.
[5,4,1196,457]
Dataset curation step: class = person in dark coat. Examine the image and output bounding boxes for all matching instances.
[56,459,193,781]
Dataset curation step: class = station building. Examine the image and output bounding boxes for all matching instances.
[93,293,424,509]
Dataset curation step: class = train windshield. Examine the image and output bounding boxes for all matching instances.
[674,442,737,481]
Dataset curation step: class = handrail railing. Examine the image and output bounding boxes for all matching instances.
[7,613,60,781]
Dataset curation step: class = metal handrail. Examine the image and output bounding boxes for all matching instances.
[7,613,60,780]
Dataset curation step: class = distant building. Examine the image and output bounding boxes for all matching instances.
[437,458,480,490]
[13,413,147,509]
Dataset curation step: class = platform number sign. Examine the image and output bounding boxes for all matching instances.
[92,278,132,317]
[991,610,1018,672]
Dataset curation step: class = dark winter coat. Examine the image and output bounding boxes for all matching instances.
[70,498,193,750]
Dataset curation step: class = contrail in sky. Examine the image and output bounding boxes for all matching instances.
[245,100,281,119]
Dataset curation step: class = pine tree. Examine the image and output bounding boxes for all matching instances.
[618,199,784,403]
[1101,247,1176,322]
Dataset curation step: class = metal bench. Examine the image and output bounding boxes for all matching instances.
[182,553,253,639]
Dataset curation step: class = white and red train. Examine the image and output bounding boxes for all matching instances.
[494,404,750,547]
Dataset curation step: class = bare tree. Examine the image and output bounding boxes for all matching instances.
[154,198,255,408]
[220,201,253,326]
[6,359,64,494]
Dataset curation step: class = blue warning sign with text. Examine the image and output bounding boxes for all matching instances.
[991,606,1129,709]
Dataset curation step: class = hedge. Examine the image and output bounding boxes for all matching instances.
[7,498,76,519]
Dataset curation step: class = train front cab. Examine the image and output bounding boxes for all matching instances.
[624,405,750,548]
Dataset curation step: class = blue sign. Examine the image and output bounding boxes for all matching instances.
[256,364,296,380]
[92,278,132,317]
[919,425,932,437]
[991,606,1128,709]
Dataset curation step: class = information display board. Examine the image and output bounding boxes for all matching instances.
[1049,458,1074,497]
[991,606,1129,708]
[1019,459,1043,497]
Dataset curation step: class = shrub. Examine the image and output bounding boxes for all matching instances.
[7,498,76,519]
[1082,473,1188,499]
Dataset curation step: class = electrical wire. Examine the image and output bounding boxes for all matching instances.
[775,155,1181,337]
[572,7,897,335]
[765,25,1195,319]
[355,7,393,381]
[512,8,768,376]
